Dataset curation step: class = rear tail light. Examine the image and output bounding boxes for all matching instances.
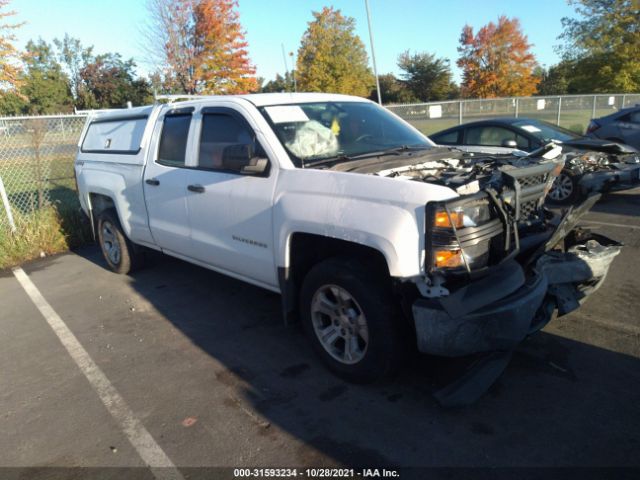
[586,121,600,134]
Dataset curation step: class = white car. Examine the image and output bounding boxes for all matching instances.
[74,93,621,405]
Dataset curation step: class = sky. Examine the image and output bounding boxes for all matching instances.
[11,0,579,83]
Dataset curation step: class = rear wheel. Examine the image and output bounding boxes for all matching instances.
[548,169,580,205]
[97,210,143,274]
[300,257,404,383]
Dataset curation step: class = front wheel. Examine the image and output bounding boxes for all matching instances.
[97,210,143,274]
[548,170,581,205]
[300,258,404,383]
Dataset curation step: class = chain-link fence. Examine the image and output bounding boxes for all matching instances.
[387,93,640,136]
[0,115,87,228]
[1,93,639,227]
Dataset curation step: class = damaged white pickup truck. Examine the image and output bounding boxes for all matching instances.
[75,93,622,405]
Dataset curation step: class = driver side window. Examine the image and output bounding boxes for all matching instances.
[465,126,529,149]
[198,113,265,170]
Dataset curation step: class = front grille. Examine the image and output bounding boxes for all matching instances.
[520,199,540,219]
[519,175,547,188]
[500,163,556,224]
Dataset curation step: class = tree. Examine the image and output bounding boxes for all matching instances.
[261,71,295,93]
[144,0,258,94]
[53,34,94,100]
[78,53,153,109]
[20,39,73,114]
[144,0,195,93]
[457,16,539,98]
[193,0,257,94]
[0,0,23,93]
[397,50,458,101]
[536,63,570,95]
[0,90,23,114]
[369,73,415,104]
[296,7,374,97]
[558,0,640,92]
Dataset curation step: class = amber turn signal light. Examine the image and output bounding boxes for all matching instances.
[434,249,464,268]
[434,210,464,229]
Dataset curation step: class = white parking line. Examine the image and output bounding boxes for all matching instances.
[582,219,640,230]
[12,267,184,480]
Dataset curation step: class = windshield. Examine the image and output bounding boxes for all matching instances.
[512,119,580,143]
[260,101,432,166]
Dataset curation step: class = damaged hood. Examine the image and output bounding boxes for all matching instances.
[327,146,562,196]
[561,137,638,154]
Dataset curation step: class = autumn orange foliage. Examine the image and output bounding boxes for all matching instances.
[0,0,24,92]
[193,0,257,94]
[457,16,539,98]
[147,0,257,95]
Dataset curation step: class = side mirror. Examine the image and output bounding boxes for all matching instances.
[501,139,518,148]
[221,144,268,175]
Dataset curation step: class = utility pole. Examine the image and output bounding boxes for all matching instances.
[289,51,297,92]
[281,44,293,93]
[365,0,382,105]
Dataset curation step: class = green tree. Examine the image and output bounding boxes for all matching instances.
[78,53,153,109]
[53,34,94,100]
[370,73,416,104]
[296,6,374,97]
[397,50,458,101]
[536,63,570,95]
[558,0,640,92]
[0,90,23,114]
[261,71,295,93]
[20,39,73,114]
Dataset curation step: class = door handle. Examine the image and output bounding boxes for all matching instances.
[187,184,205,193]
[145,178,160,186]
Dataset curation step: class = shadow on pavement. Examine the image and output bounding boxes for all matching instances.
[72,246,640,469]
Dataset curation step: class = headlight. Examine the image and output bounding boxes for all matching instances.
[433,202,492,229]
[576,153,609,166]
[427,195,499,273]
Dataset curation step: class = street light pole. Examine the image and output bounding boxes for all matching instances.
[365,0,382,105]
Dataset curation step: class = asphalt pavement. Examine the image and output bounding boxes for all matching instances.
[1,188,639,478]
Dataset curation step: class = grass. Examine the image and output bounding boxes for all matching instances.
[0,189,92,270]
[403,109,607,136]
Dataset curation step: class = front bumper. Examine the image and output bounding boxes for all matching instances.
[412,233,621,357]
[579,163,640,194]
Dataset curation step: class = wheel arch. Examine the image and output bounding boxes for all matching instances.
[88,192,118,240]
[279,232,391,325]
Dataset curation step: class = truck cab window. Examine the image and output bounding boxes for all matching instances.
[198,113,264,170]
[158,114,192,167]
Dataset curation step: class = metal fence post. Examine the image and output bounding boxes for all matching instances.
[592,95,597,119]
[557,96,562,125]
[515,98,519,118]
[622,94,626,108]
[459,101,463,125]
[0,174,17,233]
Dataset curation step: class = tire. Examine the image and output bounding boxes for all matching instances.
[547,169,581,205]
[300,257,404,383]
[97,209,143,274]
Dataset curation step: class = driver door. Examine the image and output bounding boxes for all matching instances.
[185,106,278,288]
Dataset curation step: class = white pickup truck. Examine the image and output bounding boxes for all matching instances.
[75,93,621,404]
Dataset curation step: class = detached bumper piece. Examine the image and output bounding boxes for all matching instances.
[414,232,621,407]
